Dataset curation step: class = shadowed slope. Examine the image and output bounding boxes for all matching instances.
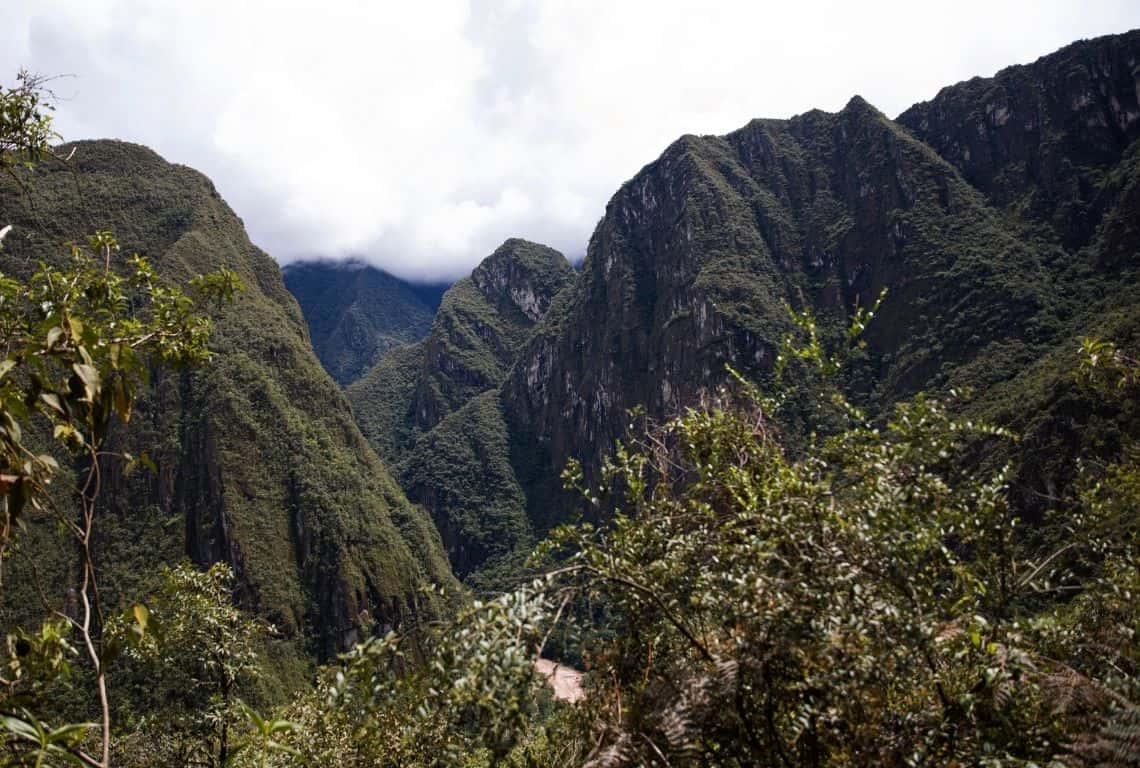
[0,140,457,660]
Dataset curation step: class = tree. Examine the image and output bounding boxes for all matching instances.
[1056,339,1140,767]
[109,563,270,768]
[529,306,1122,766]
[0,70,59,180]
[0,70,242,767]
[259,582,552,767]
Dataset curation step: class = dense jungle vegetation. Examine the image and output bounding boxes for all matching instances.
[2,28,1139,767]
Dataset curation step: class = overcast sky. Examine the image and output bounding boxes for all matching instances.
[2,1,1138,281]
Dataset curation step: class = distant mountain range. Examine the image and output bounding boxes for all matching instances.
[282,260,449,386]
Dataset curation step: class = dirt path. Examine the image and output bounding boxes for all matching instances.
[535,658,584,703]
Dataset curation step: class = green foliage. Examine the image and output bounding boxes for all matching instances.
[511,321,1135,766]
[0,232,240,554]
[2,32,1139,767]
[230,702,299,768]
[0,71,58,174]
[1053,340,1140,767]
[0,713,92,767]
[548,384,1045,765]
[245,582,554,767]
[399,392,531,581]
[349,248,569,467]
[0,76,330,767]
[348,279,507,463]
[0,221,236,765]
[1079,338,1140,392]
[108,563,267,767]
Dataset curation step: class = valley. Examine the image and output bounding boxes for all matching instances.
[0,25,1138,767]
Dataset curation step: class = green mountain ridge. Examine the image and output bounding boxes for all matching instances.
[346,239,573,576]
[349,29,1140,581]
[0,140,457,664]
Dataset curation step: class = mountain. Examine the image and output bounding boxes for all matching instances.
[343,29,1140,581]
[895,30,1140,511]
[897,31,1140,254]
[503,93,1063,526]
[282,260,447,386]
[0,140,457,665]
[509,29,1140,521]
[347,239,573,577]
[347,239,573,463]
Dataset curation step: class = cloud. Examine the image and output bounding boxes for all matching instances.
[2,0,1138,281]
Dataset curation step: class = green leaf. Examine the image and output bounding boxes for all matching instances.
[71,362,99,402]
[113,378,130,421]
[132,603,150,634]
[39,392,65,415]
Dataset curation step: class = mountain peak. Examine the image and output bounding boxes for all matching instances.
[472,238,573,322]
[839,94,888,122]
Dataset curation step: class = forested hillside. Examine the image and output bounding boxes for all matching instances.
[0,140,456,665]
[346,239,573,576]
[282,260,445,386]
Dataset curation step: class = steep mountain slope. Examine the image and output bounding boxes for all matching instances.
[503,94,1076,524]
[347,239,573,463]
[0,140,456,659]
[400,391,528,578]
[346,239,572,577]
[896,29,1140,511]
[282,260,446,386]
[350,30,1140,581]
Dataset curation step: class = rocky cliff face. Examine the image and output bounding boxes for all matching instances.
[282,260,443,386]
[339,30,1140,582]
[0,140,456,659]
[471,238,575,322]
[898,30,1140,251]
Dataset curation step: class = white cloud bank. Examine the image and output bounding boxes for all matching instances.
[2,0,1138,280]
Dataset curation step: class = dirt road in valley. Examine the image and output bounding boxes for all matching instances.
[535,659,584,703]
